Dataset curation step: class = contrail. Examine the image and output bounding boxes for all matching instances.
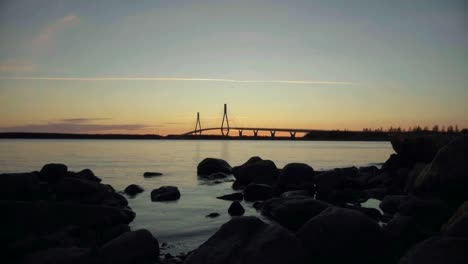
[0,76,354,85]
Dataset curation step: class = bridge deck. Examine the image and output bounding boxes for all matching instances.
[182,127,322,135]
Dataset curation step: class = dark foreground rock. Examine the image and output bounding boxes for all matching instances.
[124,184,144,196]
[441,201,468,237]
[261,197,332,231]
[18,247,92,264]
[232,157,279,185]
[151,186,181,202]
[184,216,306,264]
[228,201,245,216]
[243,183,274,201]
[99,229,159,264]
[277,163,315,191]
[399,236,468,264]
[197,158,232,176]
[297,207,388,264]
[40,163,68,183]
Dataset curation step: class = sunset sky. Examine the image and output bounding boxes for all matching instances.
[0,0,467,135]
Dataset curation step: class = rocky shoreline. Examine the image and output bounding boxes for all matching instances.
[1,135,467,264]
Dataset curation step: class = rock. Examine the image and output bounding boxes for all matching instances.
[40,163,68,183]
[441,201,468,237]
[143,172,163,178]
[277,163,315,190]
[261,197,332,231]
[231,180,247,190]
[0,172,43,200]
[365,187,388,200]
[296,207,387,264]
[68,169,101,182]
[344,204,382,221]
[232,158,279,185]
[206,213,220,218]
[18,247,92,264]
[124,184,144,196]
[200,172,229,180]
[404,163,428,194]
[391,135,443,164]
[380,195,409,215]
[228,201,245,216]
[327,188,368,204]
[197,158,232,176]
[399,236,468,264]
[383,216,427,261]
[151,186,180,202]
[99,229,159,264]
[184,216,306,264]
[216,192,243,201]
[280,190,311,198]
[382,154,405,173]
[314,169,347,199]
[243,184,274,201]
[413,136,468,206]
[398,197,451,234]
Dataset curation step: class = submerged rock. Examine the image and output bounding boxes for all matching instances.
[143,172,163,178]
[228,201,245,216]
[216,192,243,201]
[197,158,232,176]
[151,186,180,202]
[124,184,144,196]
[184,216,306,264]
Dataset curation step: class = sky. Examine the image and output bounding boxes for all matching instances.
[0,0,467,135]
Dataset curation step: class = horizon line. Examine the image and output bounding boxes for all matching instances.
[0,76,354,85]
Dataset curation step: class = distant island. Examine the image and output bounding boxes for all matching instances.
[1,128,466,141]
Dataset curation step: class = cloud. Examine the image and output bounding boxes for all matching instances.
[60,118,111,123]
[0,59,37,73]
[0,76,354,85]
[0,122,153,134]
[31,15,80,50]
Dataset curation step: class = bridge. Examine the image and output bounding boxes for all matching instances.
[182,104,320,138]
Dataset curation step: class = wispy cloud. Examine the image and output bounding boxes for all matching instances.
[0,76,354,85]
[60,118,111,123]
[31,14,80,50]
[0,122,153,134]
[0,59,37,73]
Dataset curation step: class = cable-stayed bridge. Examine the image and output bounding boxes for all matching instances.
[182,104,320,138]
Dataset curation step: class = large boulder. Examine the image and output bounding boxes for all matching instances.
[68,169,101,183]
[384,216,426,262]
[0,172,43,200]
[296,207,387,264]
[314,169,347,199]
[184,216,306,264]
[277,163,315,190]
[99,229,159,264]
[441,201,468,237]
[413,136,468,206]
[243,184,274,201]
[380,195,409,215]
[232,158,279,185]
[197,158,232,176]
[124,184,144,196]
[18,247,92,264]
[391,136,444,163]
[262,197,332,231]
[399,236,468,264]
[151,186,180,202]
[40,163,68,183]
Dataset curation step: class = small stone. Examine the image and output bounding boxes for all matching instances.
[228,201,245,216]
[206,213,220,218]
[144,172,163,177]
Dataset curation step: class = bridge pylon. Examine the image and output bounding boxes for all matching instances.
[221,103,230,136]
[194,112,202,135]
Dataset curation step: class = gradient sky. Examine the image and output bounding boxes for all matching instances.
[0,0,467,135]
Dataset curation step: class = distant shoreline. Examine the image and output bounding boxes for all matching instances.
[0,132,391,141]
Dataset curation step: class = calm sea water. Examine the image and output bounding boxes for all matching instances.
[0,139,393,253]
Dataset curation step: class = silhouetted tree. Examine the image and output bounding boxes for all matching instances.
[432,125,439,132]
[447,125,454,133]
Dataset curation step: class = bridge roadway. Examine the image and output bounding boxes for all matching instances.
[183,127,323,138]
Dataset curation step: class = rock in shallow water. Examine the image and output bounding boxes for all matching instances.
[197,158,232,176]
[216,192,243,201]
[228,201,245,216]
[243,183,274,201]
[184,216,306,264]
[151,186,180,202]
[232,157,279,185]
[143,172,163,178]
[124,184,144,196]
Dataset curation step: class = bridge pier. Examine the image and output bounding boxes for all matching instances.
[238,130,243,137]
[270,131,276,138]
[290,131,296,139]
[253,130,259,137]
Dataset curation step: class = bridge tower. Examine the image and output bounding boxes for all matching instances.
[221,103,230,136]
[194,112,202,135]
